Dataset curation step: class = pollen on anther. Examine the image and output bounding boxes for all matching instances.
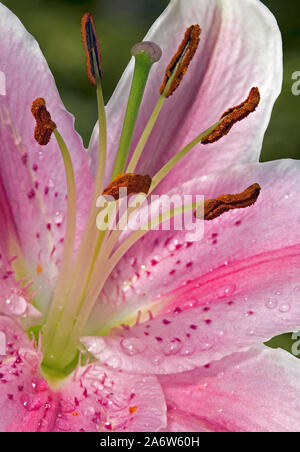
[202,87,260,144]
[196,183,261,221]
[31,98,56,146]
[102,173,152,200]
[160,24,201,98]
[81,12,103,85]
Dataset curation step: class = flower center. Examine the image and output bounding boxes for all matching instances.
[26,14,261,379]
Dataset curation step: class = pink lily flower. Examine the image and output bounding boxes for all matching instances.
[1,0,300,432]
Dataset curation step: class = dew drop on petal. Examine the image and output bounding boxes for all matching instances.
[6,294,27,316]
[279,303,290,313]
[54,211,64,225]
[180,344,195,356]
[163,340,183,356]
[265,298,278,310]
[120,338,146,356]
[218,284,236,299]
[200,342,213,351]
[60,401,76,413]
[84,406,96,416]
[21,394,43,411]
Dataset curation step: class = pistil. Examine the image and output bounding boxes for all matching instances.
[112,42,162,178]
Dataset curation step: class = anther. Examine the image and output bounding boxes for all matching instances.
[202,87,260,144]
[81,12,102,85]
[31,98,57,146]
[195,183,261,221]
[160,24,201,98]
[102,174,152,200]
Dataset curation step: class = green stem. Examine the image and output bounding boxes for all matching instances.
[42,129,77,352]
[112,53,155,178]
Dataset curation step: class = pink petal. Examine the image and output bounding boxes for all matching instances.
[159,345,300,432]
[89,0,282,190]
[84,160,300,373]
[0,318,166,432]
[0,4,93,313]
[54,365,166,432]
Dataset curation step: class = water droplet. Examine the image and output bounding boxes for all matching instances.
[60,401,76,413]
[48,178,54,188]
[120,338,146,356]
[5,294,27,316]
[265,298,278,310]
[163,340,183,356]
[180,344,195,356]
[218,284,236,299]
[247,329,255,336]
[21,394,43,411]
[54,211,64,225]
[200,342,213,351]
[84,406,95,416]
[279,303,290,313]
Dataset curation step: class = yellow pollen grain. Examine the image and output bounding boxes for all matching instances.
[36,264,43,275]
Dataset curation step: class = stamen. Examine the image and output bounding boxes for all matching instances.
[112,41,162,178]
[81,12,102,85]
[102,173,152,200]
[195,183,261,221]
[201,87,260,144]
[31,98,57,145]
[160,24,201,98]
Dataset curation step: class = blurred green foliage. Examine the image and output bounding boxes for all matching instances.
[1,0,300,355]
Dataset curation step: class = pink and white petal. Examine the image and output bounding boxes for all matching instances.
[0,4,93,313]
[84,160,300,373]
[89,0,282,189]
[0,276,42,327]
[159,345,300,432]
[55,365,166,432]
[0,319,166,432]
[0,318,54,432]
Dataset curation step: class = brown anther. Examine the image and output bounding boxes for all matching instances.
[202,87,260,144]
[102,174,152,200]
[160,24,201,98]
[195,183,261,221]
[81,12,102,85]
[31,98,57,146]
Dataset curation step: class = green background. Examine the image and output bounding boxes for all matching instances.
[1,0,300,353]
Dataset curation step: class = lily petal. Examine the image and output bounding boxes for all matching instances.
[159,345,300,432]
[0,317,166,432]
[84,160,300,373]
[0,4,93,313]
[89,0,282,190]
